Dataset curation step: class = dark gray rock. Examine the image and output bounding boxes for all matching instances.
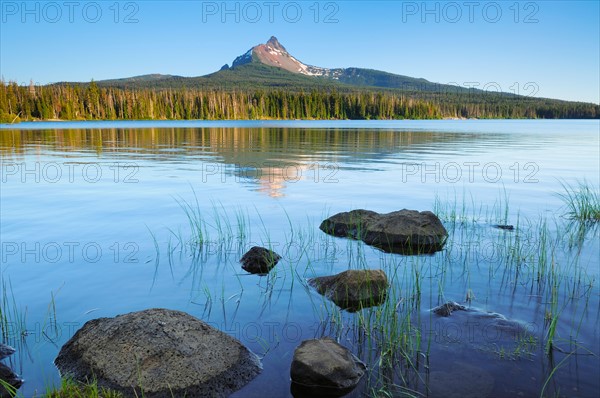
[320,209,447,254]
[290,338,365,397]
[494,224,515,231]
[0,363,23,398]
[309,269,389,312]
[432,301,467,317]
[0,344,15,360]
[319,209,380,240]
[240,246,281,274]
[54,308,261,398]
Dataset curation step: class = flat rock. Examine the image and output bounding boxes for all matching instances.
[320,209,447,254]
[0,363,23,398]
[290,338,366,397]
[431,302,528,336]
[240,246,281,274]
[54,308,261,398]
[468,311,530,337]
[429,302,532,353]
[309,269,389,312]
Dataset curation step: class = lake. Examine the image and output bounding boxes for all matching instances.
[0,120,598,397]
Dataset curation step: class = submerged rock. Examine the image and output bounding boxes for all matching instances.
[290,338,366,397]
[429,302,533,347]
[0,344,15,360]
[494,224,515,231]
[54,308,261,398]
[240,246,281,274]
[309,269,389,312]
[0,363,23,398]
[469,311,530,337]
[431,302,528,336]
[428,361,494,398]
[432,301,467,317]
[320,209,448,254]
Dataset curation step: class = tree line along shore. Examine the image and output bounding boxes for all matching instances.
[1,80,598,123]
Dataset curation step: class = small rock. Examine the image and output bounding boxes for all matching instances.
[309,269,388,312]
[432,301,467,317]
[0,344,16,360]
[54,308,261,398]
[240,246,281,274]
[0,363,23,398]
[494,224,515,231]
[320,209,448,254]
[290,338,365,397]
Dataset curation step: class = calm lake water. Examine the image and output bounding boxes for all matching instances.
[0,120,598,397]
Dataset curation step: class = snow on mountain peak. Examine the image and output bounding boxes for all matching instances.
[230,36,340,78]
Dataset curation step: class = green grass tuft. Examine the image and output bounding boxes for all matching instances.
[557,180,600,222]
[43,378,124,398]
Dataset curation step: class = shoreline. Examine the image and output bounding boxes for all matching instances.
[4,116,600,127]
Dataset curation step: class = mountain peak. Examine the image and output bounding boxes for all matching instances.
[266,36,286,52]
[230,36,337,77]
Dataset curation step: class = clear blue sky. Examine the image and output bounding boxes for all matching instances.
[1,1,598,103]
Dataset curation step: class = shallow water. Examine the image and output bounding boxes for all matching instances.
[0,120,598,397]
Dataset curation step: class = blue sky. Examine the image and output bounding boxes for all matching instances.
[1,0,598,103]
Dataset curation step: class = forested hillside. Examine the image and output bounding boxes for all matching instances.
[1,79,598,123]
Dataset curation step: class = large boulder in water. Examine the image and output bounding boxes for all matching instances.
[309,269,389,312]
[320,209,447,254]
[240,246,281,274]
[54,308,261,398]
[290,338,366,397]
[0,363,23,398]
[0,343,21,398]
